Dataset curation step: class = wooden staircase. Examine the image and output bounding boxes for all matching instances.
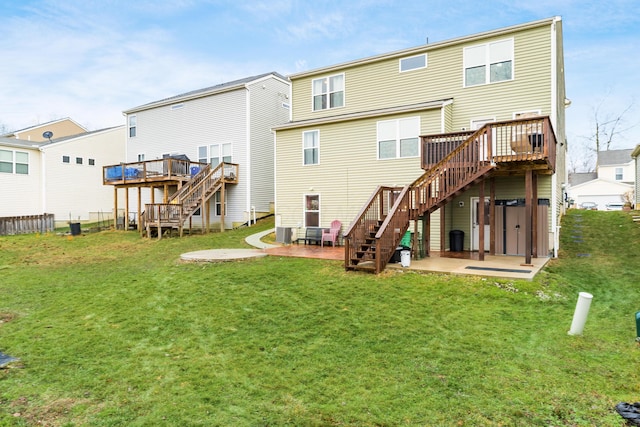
[344,117,556,273]
[143,162,238,238]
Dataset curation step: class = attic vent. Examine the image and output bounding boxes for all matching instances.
[171,103,184,110]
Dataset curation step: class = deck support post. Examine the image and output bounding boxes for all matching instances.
[478,180,485,261]
[113,187,118,230]
[440,204,446,252]
[125,187,129,230]
[489,177,496,255]
[524,169,533,265]
[137,188,142,234]
[220,183,225,233]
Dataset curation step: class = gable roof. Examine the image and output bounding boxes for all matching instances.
[1,117,87,138]
[0,136,45,150]
[568,172,597,186]
[289,17,560,79]
[597,149,633,166]
[123,71,289,114]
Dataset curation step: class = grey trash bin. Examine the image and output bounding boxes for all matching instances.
[449,229,464,252]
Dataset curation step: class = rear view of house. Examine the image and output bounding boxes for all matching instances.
[104,72,290,235]
[273,17,568,273]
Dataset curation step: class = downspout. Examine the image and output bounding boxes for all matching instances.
[39,147,46,214]
[245,86,251,224]
[550,16,561,258]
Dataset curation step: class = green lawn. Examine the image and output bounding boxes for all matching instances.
[1,211,639,426]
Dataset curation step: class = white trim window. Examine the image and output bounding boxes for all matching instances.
[128,115,137,138]
[615,167,623,181]
[400,54,427,72]
[304,194,320,227]
[214,191,226,216]
[137,153,145,162]
[0,149,28,174]
[470,117,496,130]
[464,38,514,87]
[199,143,232,167]
[377,117,420,160]
[312,74,344,111]
[303,130,319,165]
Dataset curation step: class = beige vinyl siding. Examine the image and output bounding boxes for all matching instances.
[275,109,441,229]
[447,176,554,251]
[291,25,553,127]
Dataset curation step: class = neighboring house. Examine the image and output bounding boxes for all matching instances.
[105,72,290,233]
[568,149,635,209]
[273,17,567,273]
[632,144,640,208]
[1,125,126,226]
[2,117,87,142]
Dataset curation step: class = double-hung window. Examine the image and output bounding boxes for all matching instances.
[615,167,623,181]
[303,130,319,165]
[0,149,28,174]
[128,115,137,138]
[199,143,232,167]
[377,117,420,160]
[312,74,344,111]
[464,38,514,87]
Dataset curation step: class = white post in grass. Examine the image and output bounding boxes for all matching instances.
[568,292,593,336]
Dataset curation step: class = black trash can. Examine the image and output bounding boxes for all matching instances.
[69,222,81,236]
[449,229,464,252]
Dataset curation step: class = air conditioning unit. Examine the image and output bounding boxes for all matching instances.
[275,227,292,244]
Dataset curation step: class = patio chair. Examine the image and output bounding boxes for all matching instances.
[321,220,342,247]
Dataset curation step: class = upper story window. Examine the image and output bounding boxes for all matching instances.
[210,143,232,166]
[615,167,623,181]
[312,74,344,111]
[199,143,232,167]
[303,130,319,165]
[76,157,83,165]
[88,158,95,166]
[400,54,427,72]
[464,38,514,87]
[0,149,28,174]
[128,115,137,138]
[377,117,420,160]
[62,155,70,163]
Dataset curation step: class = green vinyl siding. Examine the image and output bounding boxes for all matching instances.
[275,110,441,229]
[291,24,554,130]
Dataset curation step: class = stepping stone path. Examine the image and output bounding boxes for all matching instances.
[569,214,589,257]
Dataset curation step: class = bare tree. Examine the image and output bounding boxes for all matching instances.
[570,96,637,172]
[589,98,636,153]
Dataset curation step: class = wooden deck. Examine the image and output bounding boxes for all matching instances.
[345,116,558,274]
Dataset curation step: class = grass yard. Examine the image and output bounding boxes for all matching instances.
[0,211,639,426]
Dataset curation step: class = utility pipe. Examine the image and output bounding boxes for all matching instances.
[568,292,593,336]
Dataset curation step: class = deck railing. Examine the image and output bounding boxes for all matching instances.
[346,116,557,273]
[421,116,556,171]
[344,185,406,273]
[143,162,239,237]
[103,159,208,185]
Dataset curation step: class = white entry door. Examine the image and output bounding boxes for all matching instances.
[471,197,490,251]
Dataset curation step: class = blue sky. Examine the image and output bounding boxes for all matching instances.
[1,0,638,167]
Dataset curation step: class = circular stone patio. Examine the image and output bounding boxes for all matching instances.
[180,248,268,263]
